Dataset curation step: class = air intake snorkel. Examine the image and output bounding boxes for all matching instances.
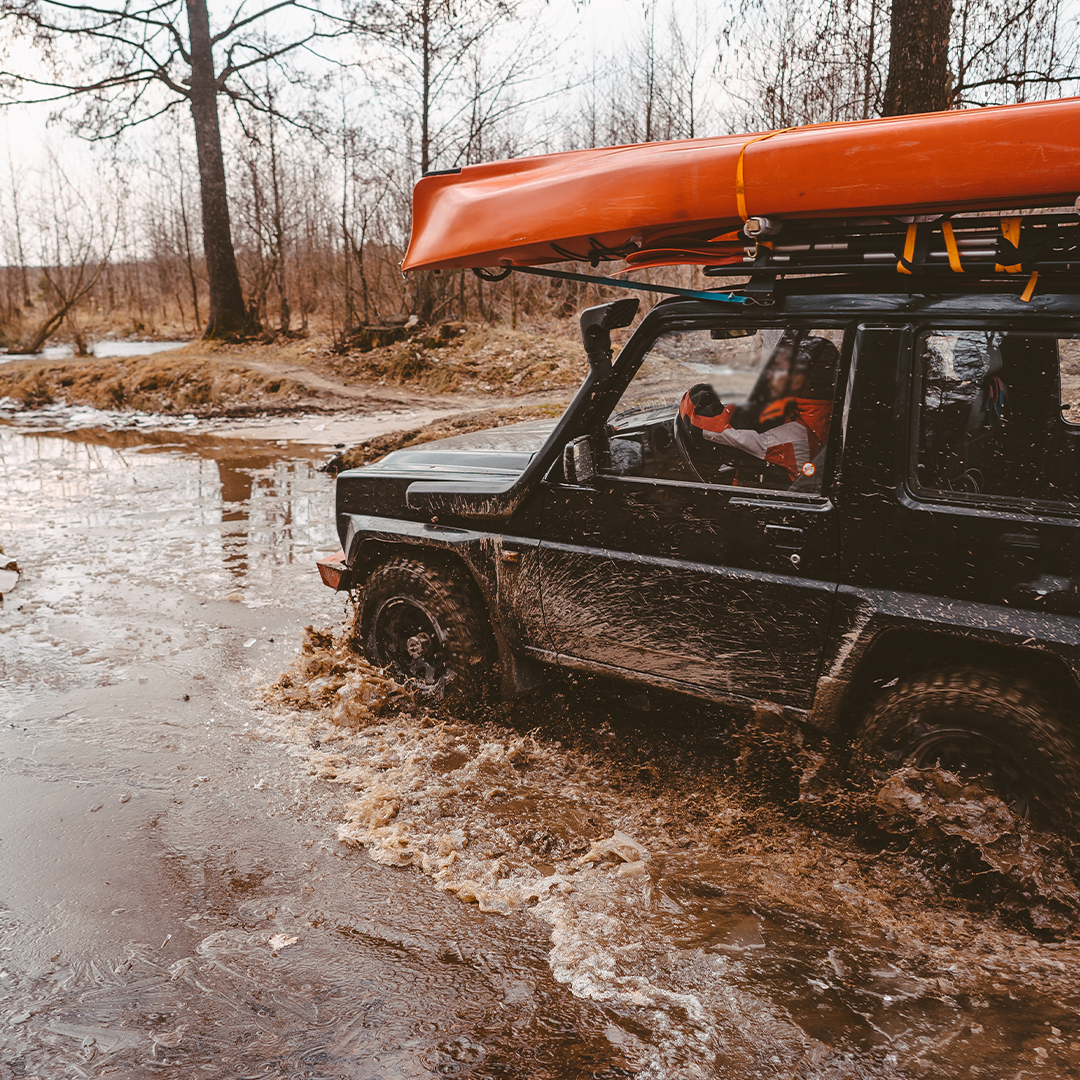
[579,298,640,381]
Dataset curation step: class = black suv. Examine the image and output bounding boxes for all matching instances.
[319,271,1080,826]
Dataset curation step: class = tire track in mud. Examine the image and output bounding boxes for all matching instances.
[259,627,1080,1078]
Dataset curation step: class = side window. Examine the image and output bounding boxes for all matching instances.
[912,330,1080,506]
[602,326,842,494]
[1062,339,1080,426]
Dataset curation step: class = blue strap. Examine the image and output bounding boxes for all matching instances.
[507,264,749,305]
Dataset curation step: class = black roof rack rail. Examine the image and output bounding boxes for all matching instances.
[686,210,1080,282]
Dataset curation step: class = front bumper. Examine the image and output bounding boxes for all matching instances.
[316,549,351,591]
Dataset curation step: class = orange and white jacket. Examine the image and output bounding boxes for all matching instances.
[679,393,831,480]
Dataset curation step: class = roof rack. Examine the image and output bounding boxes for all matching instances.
[681,210,1080,286]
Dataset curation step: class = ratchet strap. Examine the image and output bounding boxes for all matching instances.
[996,217,1023,273]
[735,128,794,221]
[942,220,964,273]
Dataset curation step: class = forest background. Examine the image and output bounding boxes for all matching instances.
[1,0,1079,356]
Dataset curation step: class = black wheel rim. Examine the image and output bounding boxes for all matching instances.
[371,596,446,686]
[904,726,1034,819]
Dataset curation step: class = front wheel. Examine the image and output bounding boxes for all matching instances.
[852,667,1080,831]
[354,557,494,700]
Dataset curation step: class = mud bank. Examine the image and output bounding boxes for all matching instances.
[0,345,331,414]
[0,322,585,421]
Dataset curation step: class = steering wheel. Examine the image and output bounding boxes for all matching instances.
[672,413,706,482]
[672,413,747,486]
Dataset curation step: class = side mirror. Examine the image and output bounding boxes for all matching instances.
[579,298,639,380]
[562,435,596,485]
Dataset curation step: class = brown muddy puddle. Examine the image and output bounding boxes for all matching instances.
[4,417,1080,1079]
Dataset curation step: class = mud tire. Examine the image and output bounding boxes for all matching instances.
[852,667,1080,831]
[354,557,495,701]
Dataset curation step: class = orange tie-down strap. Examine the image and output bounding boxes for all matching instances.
[941,220,964,273]
[735,128,795,221]
[897,223,918,276]
[997,217,1023,273]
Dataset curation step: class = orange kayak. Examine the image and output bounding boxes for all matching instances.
[402,97,1080,272]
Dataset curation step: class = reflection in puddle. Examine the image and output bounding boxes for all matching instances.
[0,421,630,1080]
[0,424,331,610]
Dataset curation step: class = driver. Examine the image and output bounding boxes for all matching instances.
[677,333,838,483]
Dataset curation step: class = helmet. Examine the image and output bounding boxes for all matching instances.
[790,336,839,399]
[677,382,725,445]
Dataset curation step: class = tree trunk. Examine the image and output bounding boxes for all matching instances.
[268,104,290,334]
[179,188,201,328]
[882,0,954,115]
[420,0,431,176]
[8,160,32,308]
[185,0,250,338]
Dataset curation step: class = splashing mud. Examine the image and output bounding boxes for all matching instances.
[260,628,1080,1077]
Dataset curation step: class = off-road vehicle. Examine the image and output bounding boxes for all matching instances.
[318,215,1080,826]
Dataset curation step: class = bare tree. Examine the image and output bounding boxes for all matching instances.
[6,144,33,308]
[0,0,348,337]
[951,0,1080,105]
[726,0,1080,127]
[21,153,119,353]
[723,0,886,128]
[362,0,550,177]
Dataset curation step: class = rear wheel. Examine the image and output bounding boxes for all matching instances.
[852,667,1080,830]
[355,557,494,700]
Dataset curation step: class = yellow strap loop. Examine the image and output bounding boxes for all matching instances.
[1021,270,1038,303]
[941,220,963,273]
[897,223,917,276]
[996,217,1022,273]
[735,128,795,221]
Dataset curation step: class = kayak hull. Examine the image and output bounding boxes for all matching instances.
[402,98,1080,272]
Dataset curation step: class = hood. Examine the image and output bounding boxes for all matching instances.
[349,417,558,482]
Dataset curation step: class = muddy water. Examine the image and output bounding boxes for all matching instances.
[0,340,189,363]
[4,419,1080,1079]
[0,423,627,1079]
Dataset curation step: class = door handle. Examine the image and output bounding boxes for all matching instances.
[764,525,805,541]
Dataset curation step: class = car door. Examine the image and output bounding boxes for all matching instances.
[841,324,1080,620]
[537,321,847,709]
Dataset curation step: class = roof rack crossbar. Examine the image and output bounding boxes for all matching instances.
[483,264,750,305]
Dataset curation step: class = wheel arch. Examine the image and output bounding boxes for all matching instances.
[827,628,1080,743]
[346,533,544,697]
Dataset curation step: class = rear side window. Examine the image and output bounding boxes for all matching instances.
[1062,338,1080,426]
[912,330,1080,507]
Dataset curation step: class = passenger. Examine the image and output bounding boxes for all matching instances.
[678,334,838,483]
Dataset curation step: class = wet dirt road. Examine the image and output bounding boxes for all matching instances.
[3,417,1080,1079]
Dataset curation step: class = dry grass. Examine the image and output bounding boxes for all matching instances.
[0,319,587,417]
[322,322,584,395]
[0,347,318,415]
